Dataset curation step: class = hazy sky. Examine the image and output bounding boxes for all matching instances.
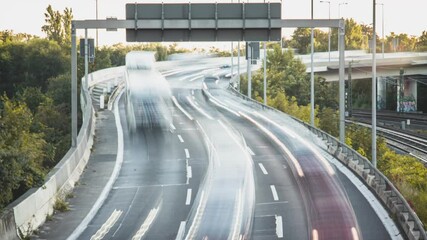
[0,0,426,48]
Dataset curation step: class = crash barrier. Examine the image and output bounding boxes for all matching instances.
[0,67,124,240]
[227,85,426,240]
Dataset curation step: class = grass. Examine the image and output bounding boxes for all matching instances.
[46,213,53,222]
[53,198,69,212]
[66,192,75,199]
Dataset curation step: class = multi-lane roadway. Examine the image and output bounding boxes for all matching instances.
[35,58,397,240]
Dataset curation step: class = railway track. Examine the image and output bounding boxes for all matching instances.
[351,110,427,128]
[346,120,427,165]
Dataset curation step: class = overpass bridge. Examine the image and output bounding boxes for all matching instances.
[300,50,427,113]
[299,50,427,81]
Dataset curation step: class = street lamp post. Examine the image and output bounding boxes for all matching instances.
[372,0,377,167]
[338,2,348,18]
[337,2,348,58]
[320,1,331,62]
[377,3,385,58]
[96,0,98,49]
[310,0,315,126]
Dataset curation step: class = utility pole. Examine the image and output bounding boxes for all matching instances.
[247,43,252,99]
[96,0,99,49]
[231,42,234,84]
[372,0,377,167]
[71,24,77,148]
[238,42,241,91]
[320,0,331,62]
[310,0,315,126]
[398,68,404,112]
[347,61,353,117]
[263,41,267,105]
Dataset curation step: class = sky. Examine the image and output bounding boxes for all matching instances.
[0,0,426,49]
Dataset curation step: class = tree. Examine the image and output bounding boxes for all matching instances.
[386,32,417,52]
[416,30,427,52]
[318,108,339,137]
[0,96,47,207]
[288,28,311,54]
[0,38,68,96]
[0,30,35,44]
[62,7,73,46]
[41,5,73,46]
[331,18,367,51]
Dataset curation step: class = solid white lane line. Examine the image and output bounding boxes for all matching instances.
[231,189,243,240]
[186,96,214,120]
[258,163,268,175]
[171,96,194,121]
[247,146,255,156]
[239,111,304,177]
[175,221,186,240]
[276,215,284,238]
[202,89,241,117]
[178,72,203,82]
[270,185,279,201]
[188,74,204,82]
[90,209,123,240]
[254,112,335,176]
[178,135,184,143]
[185,189,192,205]
[185,191,206,240]
[132,207,160,240]
[208,97,241,117]
[184,149,190,159]
[68,92,125,240]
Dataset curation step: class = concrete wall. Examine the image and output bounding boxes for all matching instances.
[0,67,124,240]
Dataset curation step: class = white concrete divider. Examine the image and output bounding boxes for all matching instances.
[0,67,125,240]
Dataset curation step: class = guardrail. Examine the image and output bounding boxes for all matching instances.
[0,67,125,240]
[227,85,427,240]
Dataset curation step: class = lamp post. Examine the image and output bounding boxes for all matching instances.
[377,3,385,58]
[338,2,348,18]
[372,0,377,167]
[95,0,98,49]
[320,1,331,62]
[310,0,315,126]
[337,2,347,58]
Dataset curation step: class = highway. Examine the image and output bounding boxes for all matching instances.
[35,59,397,240]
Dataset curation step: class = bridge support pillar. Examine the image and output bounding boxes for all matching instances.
[377,76,386,110]
[397,72,418,113]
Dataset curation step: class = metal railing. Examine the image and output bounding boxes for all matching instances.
[227,84,427,240]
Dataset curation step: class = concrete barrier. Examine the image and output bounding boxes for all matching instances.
[0,67,125,240]
[227,85,427,240]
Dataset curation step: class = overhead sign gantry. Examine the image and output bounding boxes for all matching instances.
[126,3,281,42]
[71,2,346,147]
